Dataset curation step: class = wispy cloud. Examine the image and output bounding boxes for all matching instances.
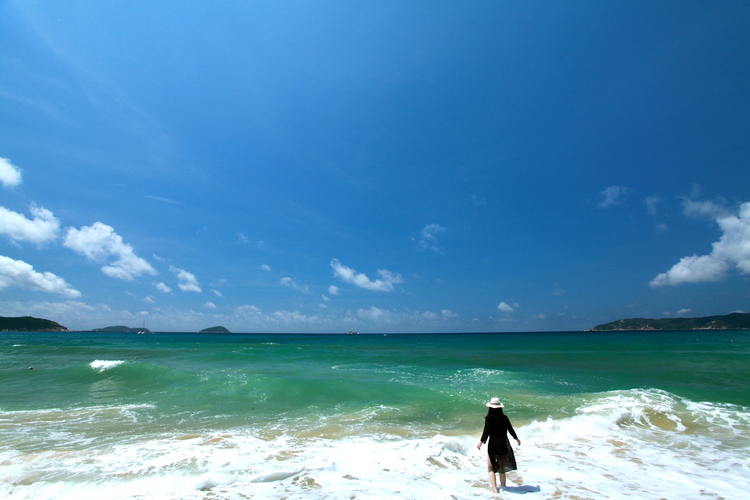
[355,306,458,325]
[471,194,487,207]
[0,255,81,298]
[0,205,60,245]
[598,185,630,208]
[236,304,262,317]
[279,276,311,294]
[0,158,23,188]
[64,222,156,280]
[417,223,446,254]
[272,310,322,325]
[644,195,660,216]
[650,201,750,287]
[682,198,730,219]
[155,282,172,293]
[330,259,403,292]
[144,195,181,205]
[170,266,201,293]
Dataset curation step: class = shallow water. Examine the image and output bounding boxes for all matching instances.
[1,331,748,499]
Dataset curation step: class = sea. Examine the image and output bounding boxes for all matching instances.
[1,331,748,500]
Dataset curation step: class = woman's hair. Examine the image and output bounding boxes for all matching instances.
[486,406,504,418]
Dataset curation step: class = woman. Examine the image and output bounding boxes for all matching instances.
[477,397,521,493]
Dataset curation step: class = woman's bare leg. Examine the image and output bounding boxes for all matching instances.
[486,456,499,493]
[499,472,506,488]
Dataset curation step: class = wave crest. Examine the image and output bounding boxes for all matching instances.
[90,360,125,372]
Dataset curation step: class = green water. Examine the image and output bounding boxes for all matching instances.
[2,330,749,500]
[2,331,747,423]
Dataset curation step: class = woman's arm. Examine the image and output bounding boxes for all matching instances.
[506,416,521,445]
[477,417,490,449]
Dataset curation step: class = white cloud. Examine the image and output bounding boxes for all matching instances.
[64,222,156,280]
[237,232,249,244]
[155,282,172,293]
[497,301,514,313]
[0,255,81,298]
[0,158,22,188]
[279,277,293,287]
[328,285,339,295]
[212,289,223,297]
[358,306,387,321]
[677,308,692,315]
[260,264,271,271]
[650,254,728,286]
[170,265,201,293]
[0,205,60,244]
[354,306,456,326]
[441,309,458,319]
[598,185,630,208]
[236,304,262,316]
[417,223,446,254]
[273,310,321,324]
[651,201,750,287]
[330,258,403,292]
[204,302,216,310]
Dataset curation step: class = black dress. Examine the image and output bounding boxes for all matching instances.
[480,414,518,473]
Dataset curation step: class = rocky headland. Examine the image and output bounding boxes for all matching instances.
[588,312,750,331]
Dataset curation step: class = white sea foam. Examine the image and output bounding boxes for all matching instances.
[1,390,748,500]
[518,389,750,499]
[89,360,125,372]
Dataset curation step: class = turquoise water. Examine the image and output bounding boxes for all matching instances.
[1,331,749,499]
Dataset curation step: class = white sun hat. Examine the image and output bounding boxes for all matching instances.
[485,397,504,408]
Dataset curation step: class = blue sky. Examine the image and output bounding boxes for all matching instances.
[1,1,749,333]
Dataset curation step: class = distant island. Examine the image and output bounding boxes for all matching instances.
[199,326,231,333]
[1,319,232,333]
[0,316,68,332]
[93,325,152,333]
[588,312,750,331]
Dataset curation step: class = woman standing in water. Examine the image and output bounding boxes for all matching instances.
[477,397,521,493]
